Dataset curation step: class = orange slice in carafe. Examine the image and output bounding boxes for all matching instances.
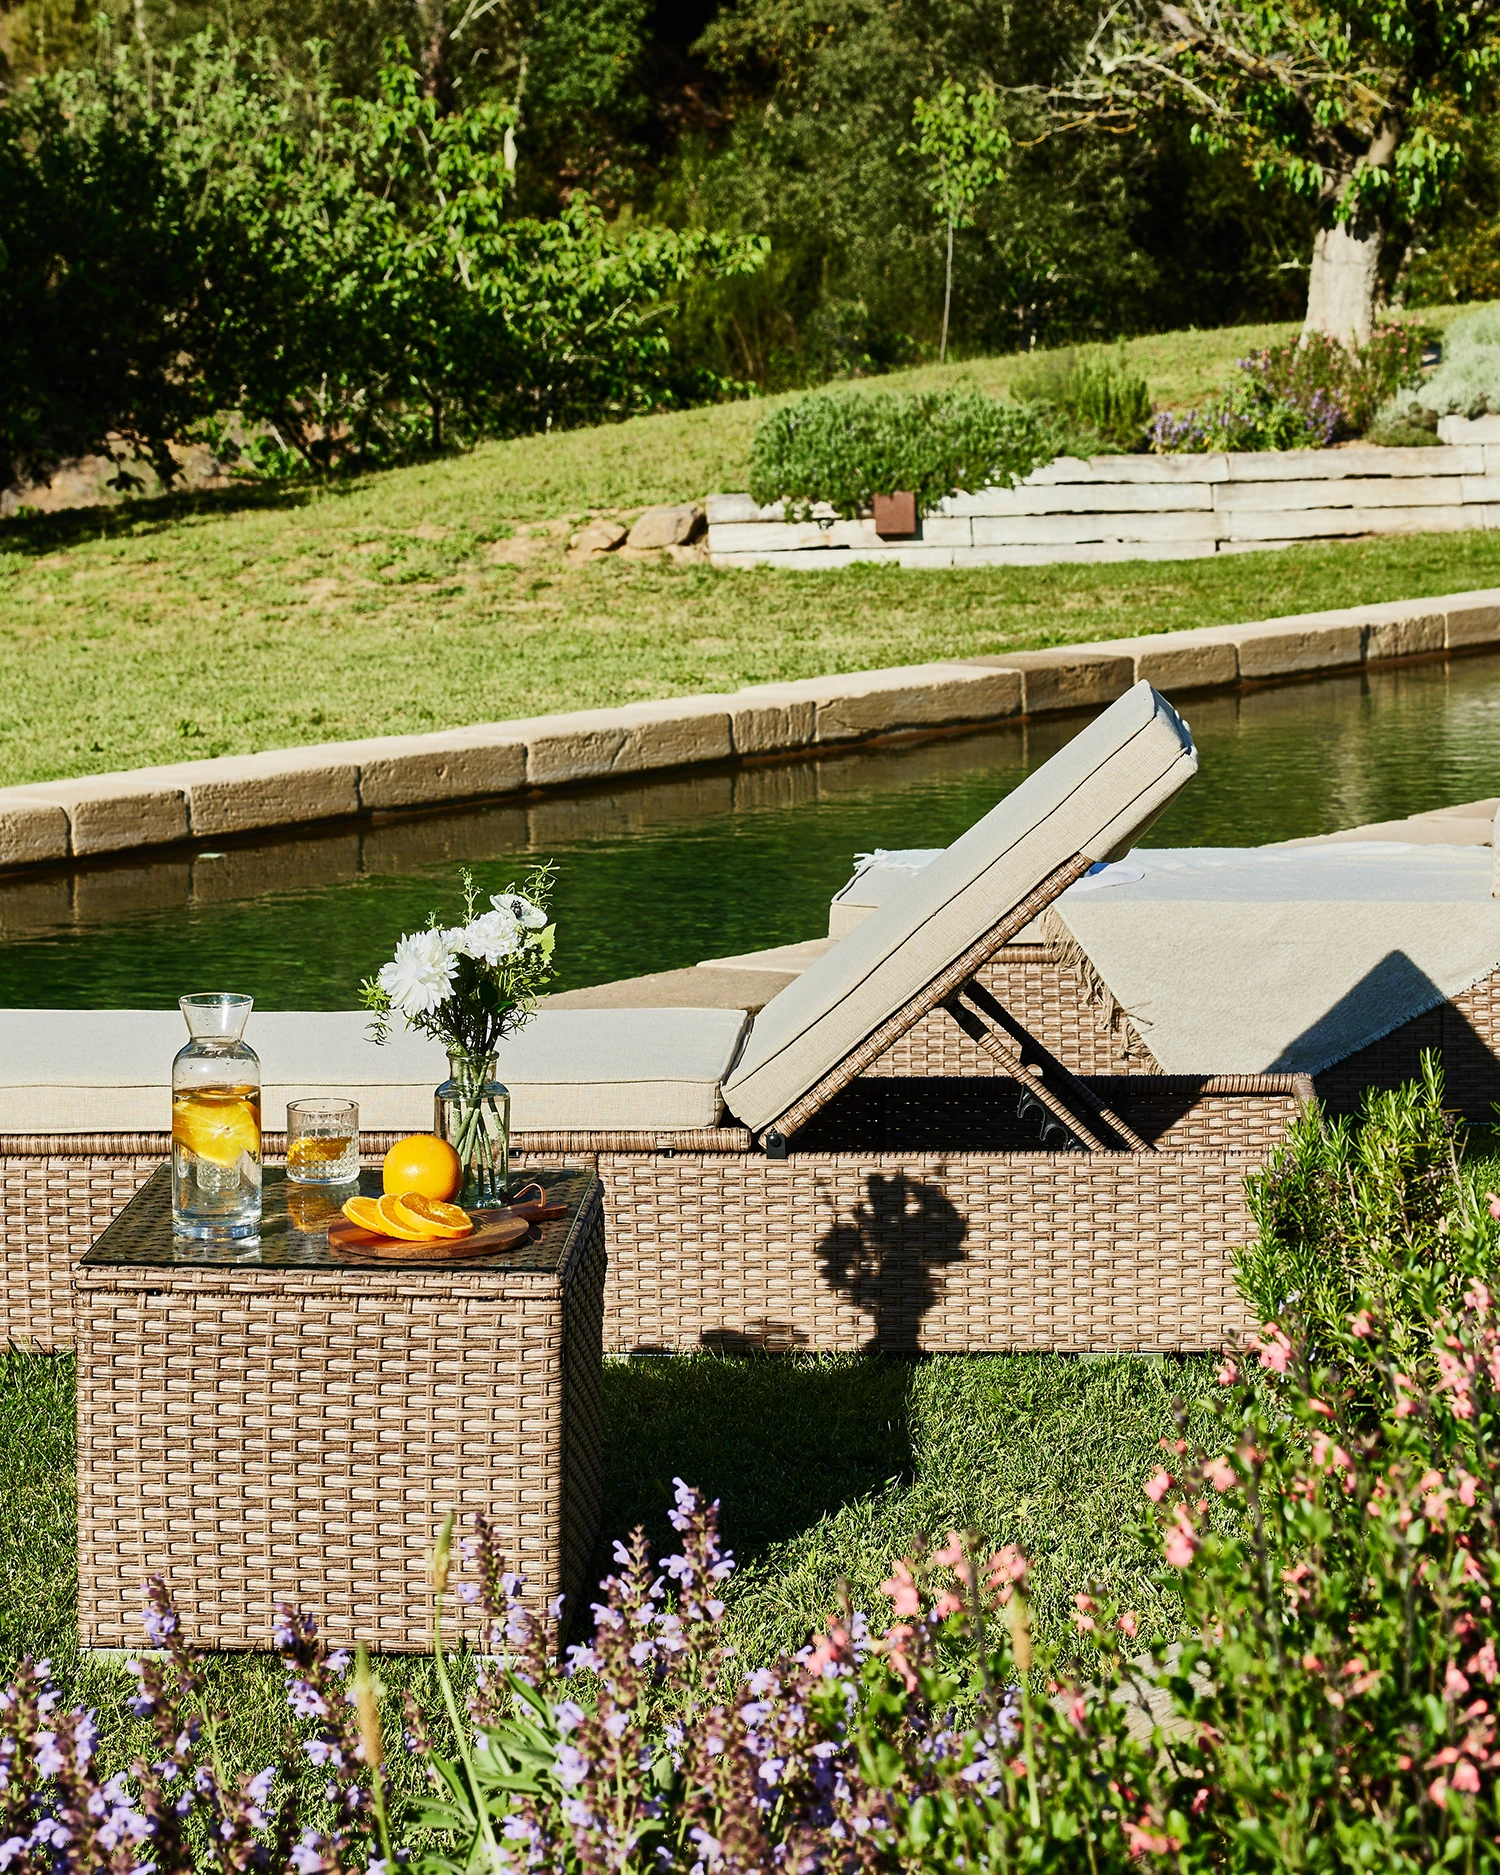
[173,1088,260,1168]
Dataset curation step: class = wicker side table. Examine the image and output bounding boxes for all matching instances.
[76,1166,605,1653]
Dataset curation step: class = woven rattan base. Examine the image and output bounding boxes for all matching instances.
[75,1169,605,1653]
[599,1146,1257,1354]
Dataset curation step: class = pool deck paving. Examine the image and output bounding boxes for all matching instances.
[2,587,1498,872]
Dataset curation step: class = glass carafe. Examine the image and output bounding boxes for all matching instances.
[172,992,262,1239]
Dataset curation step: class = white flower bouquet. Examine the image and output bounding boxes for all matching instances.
[361,863,557,1200]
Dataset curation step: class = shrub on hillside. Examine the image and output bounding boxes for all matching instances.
[1153,324,1431,453]
[1013,345,1154,452]
[1391,302,1500,423]
[748,386,1053,521]
[4,1066,1500,1872]
[0,36,767,483]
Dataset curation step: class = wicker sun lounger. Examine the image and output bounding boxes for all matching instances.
[2,682,1307,1355]
[831,842,1500,1116]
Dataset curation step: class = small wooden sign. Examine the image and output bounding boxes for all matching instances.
[873,490,918,538]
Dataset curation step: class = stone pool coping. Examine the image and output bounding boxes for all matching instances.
[3,586,1498,871]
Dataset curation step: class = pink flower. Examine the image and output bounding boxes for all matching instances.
[1429,1776,1450,1810]
[1117,1611,1138,1638]
[1216,1356,1238,1386]
[880,1560,922,1619]
[1469,1641,1498,1684]
[986,1544,1028,1594]
[1445,1663,1471,1700]
[1452,1758,1482,1795]
[1125,1817,1176,1856]
[1143,1469,1173,1503]
[1457,1470,1480,1507]
[1190,1786,1210,1817]
[1349,1310,1374,1339]
[1466,1277,1493,1311]
[1164,1508,1199,1569]
[1393,1374,1418,1418]
[1066,1693,1088,1732]
[1247,1323,1293,1377]
[1203,1456,1236,1493]
[933,1591,964,1618]
[1072,1593,1098,1635]
[1486,1192,1500,1222]
[932,1531,966,1570]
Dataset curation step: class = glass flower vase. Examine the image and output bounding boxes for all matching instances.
[172,991,262,1240]
[434,1050,510,1206]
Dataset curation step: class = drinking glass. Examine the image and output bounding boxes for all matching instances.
[285,1097,360,1185]
[172,992,261,1239]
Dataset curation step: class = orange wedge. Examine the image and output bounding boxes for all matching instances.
[341,1195,388,1234]
[375,1193,443,1241]
[390,1192,473,1239]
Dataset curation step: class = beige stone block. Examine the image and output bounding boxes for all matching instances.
[962,648,1135,715]
[504,697,732,787]
[1225,619,1365,678]
[727,684,818,756]
[1360,604,1447,663]
[1023,454,1230,485]
[0,795,71,868]
[807,663,1023,741]
[949,540,1219,567]
[1126,637,1239,691]
[13,774,188,854]
[971,510,1221,546]
[356,732,528,810]
[709,518,875,553]
[1444,591,1500,648]
[626,504,704,550]
[180,749,361,837]
[569,520,626,555]
[1225,445,1482,479]
[943,482,1213,518]
[1214,476,1463,511]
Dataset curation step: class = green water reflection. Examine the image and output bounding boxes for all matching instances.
[3,655,1498,1009]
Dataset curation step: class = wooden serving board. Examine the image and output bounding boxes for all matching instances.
[327,1207,531,1261]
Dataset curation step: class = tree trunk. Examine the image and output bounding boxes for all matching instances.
[1304,194,1385,348]
[1304,104,1404,351]
[939,218,955,365]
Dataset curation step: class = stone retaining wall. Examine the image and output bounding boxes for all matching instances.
[706,442,1500,569]
[2,588,1497,871]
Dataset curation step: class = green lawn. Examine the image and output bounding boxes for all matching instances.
[0,309,1487,791]
[0,1343,1216,1790]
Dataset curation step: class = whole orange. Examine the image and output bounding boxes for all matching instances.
[381,1134,462,1201]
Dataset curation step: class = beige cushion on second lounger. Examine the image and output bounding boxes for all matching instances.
[0,1006,748,1135]
[721,679,1197,1134]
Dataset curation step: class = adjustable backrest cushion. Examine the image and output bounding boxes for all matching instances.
[721,680,1197,1133]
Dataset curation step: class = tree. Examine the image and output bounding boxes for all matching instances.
[909,80,1010,363]
[1041,0,1500,345]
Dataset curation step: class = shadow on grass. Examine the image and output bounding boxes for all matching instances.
[596,1352,915,1586]
[0,480,328,553]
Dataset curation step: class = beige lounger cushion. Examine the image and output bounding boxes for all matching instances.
[0,1006,747,1135]
[722,680,1197,1132]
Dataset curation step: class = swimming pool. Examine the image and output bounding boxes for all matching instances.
[2,653,1497,1009]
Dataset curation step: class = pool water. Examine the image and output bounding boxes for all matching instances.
[3,654,1498,1009]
